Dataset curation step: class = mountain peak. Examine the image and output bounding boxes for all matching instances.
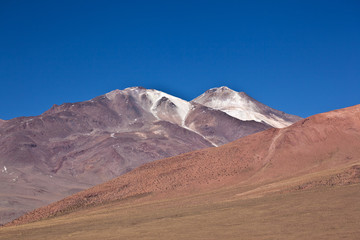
[200,86,251,102]
[214,86,232,91]
[104,87,158,101]
[193,87,301,128]
[207,86,237,93]
[125,86,146,90]
[103,86,300,129]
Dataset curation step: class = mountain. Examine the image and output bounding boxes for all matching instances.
[0,86,301,224]
[7,104,360,227]
[192,86,302,128]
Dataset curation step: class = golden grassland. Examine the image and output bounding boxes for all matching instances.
[1,181,360,240]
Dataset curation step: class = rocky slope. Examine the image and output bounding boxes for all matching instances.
[7,104,359,226]
[0,86,300,224]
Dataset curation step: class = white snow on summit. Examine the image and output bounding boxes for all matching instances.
[125,87,191,127]
[104,86,299,129]
[192,86,294,128]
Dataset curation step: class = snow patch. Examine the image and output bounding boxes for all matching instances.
[105,87,192,126]
[2,166,7,173]
[134,89,191,126]
[222,109,291,128]
[194,87,293,128]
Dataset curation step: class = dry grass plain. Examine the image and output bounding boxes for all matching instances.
[1,181,359,240]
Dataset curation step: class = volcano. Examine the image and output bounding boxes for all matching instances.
[0,86,301,224]
[6,104,359,228]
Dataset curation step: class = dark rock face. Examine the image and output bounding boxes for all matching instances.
[0,86,301,224]
[185,103,271,146]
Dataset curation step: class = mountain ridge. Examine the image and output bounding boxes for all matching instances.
[6,104,359,226]
[0,86,301,224]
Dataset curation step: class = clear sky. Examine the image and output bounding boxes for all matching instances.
[0,0,359,120]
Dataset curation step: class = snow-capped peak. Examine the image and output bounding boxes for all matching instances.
[192,86,297,128]
[104,86,300,129]
[137,88,191,124]
[209,86,234,92]
[106,87,192,127]
[193,86,253,111]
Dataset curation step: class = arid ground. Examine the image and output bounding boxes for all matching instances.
[1,178,359,240]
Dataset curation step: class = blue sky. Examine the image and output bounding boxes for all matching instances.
[0,0,359,120]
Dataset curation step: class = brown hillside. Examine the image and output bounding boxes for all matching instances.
[7,104,360,226]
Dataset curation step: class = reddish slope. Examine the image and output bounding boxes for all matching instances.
[2,87,291,224]
[8,105,360,226]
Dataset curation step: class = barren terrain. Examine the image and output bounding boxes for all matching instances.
[1,181,359,239]
[1,86,299,224]
[5,105,359,230]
